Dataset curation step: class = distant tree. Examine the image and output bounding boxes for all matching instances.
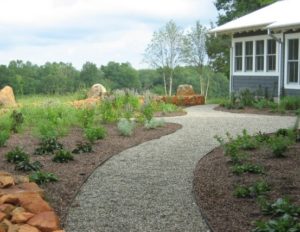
[182,21,209,98]
[144,20,183,96]
[207,0,277,77]
[80,62,103,88]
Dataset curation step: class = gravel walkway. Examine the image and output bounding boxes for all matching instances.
[65,105,296,232]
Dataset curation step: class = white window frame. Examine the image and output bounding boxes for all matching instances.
[232,34,280,76]
[285,33,300,90]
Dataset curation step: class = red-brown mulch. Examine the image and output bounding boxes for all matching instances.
[215,106,295,116]
[0,123,181,225]
[193,141,300,232]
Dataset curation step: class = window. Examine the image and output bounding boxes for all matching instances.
[255,40,264,71]
[245,41,253,71]
[235,42,243,72]
[287,39,299,84]
[267,40,276,71]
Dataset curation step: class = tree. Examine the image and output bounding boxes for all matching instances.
[144,20,183,96]
[80,62,103,88]
[182,21,209,98]
[207,0,277,77]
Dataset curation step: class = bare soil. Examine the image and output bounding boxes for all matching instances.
[0,123,181,225]
[215,106,295,116]
[194,140,300,232]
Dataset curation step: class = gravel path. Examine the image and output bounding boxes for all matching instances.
[65,105,296,232]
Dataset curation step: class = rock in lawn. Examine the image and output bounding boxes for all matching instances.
[176,84,195,96]
[87,83,107,98]
[0,86,17,108]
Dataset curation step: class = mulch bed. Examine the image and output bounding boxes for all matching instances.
[0,123,181,225]
[193,140,300,232]
[214,106,295,116]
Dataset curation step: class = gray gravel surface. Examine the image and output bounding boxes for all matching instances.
[65,105,296,232]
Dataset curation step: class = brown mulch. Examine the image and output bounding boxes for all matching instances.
[214,106,295,116]
[0,123,181,225]
[193,141,300,232]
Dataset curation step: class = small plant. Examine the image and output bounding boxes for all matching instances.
[258,198,300,217]
[117,118,135,136]
[34,137,63,155]
[144,118,165,129]
[239,89,255,107]
[268,135,293,157]
[29,171,58,185]
[10,110,24,133]
[84,126,107,143]
[15,160,43,172]
[0,130,9,147]
[253,214,300,232]
[5,147,29,164]
[52,149,74,163]
[255,131,270,143]
[231,163,264,175]
[234,180,270,198]
[72,141,93,154]
[142,103,154,121]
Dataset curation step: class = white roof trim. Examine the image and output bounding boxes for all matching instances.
[209,0,300,34]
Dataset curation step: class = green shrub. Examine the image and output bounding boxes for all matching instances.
[234,180,270,198]
[72,141,93,154]
[5,147,29,164]
[15,160,43,172]
[253,98,277,110]
[10,110,24,133]
[255,131,270,143]
[142,103,154,121]
[52,150,74,163]
[0,130,10,147]
[117,118,135,136]
[34,137,63,155]
[236,129,259,150]
[144,118,165,129]
[29,171,58,185]
[231,163,264,175]
[268,135,293,157]
[99,98,119,123]
[157,103,179,113]
[253,214,300,232]
[84,126,107,143]
[239,89,255,107]
[258,198,300,217]
[280,96,300,111]
[76,108,95,128]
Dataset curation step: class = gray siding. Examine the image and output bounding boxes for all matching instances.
[284,89,300,96]
[232,75,279,97]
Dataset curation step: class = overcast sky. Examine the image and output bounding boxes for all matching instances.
[0,0,218,69]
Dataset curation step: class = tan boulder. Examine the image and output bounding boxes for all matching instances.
[0,204,16,215]
[27,211,60,232]
[18,224,41,232]
[87,84,107,98]
[0,183,44,198]
[11,211,34,224]
[0,212,6,221]
[17,192,52,214]
[2,219,19,232]
[0,86,17,108]
[0,173,15,189]
[13,176,30,185]
[176,84,195,96]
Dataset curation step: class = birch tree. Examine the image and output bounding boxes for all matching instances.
[182,21,209,98]
[144,20,183,96]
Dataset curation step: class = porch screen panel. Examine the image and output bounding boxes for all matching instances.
[255,40,264,71]
[287,39,299,83]
[235,42,243,71]
[267,40,276,71]
[245,41,253,71]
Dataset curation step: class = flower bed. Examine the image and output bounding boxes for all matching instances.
[160,95,205,106]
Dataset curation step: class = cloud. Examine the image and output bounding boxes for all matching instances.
[0,0,217,69]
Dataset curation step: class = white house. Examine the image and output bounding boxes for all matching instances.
[210,0,300,98]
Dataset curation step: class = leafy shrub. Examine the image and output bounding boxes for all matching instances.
[144,118,165,129]
[255,131,270,143]
[34,137,63,155]
[76,108,95,128]
[268,135,293,157]
[117,118,135,136]
[239,89,255,107]
[142,103,154,121]
[99,98,119,123]
[84,126,107,143]
[234,180,270,198]
[253,98,277,110]
[0,130,9,147]
[253,214,300,232]
[231,163,264,175]
[52,150,74,163]
[29,171,58,185]
[280,96,300,111]
[10,110,24,133]
[72,141,93,154]
[235,129,259,150]
[5,147,29,163]
[258,198,300,217]
[15,161,43,172]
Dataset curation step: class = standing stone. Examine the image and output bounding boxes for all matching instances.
[0,86,17,108]
[176,85,195,96]
[87,84,107,98]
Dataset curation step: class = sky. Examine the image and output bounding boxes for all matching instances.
[0,0,218,69]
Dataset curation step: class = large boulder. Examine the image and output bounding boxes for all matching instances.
[0,86,17,108]
[176,84,195,96]
[87,84,107,98]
